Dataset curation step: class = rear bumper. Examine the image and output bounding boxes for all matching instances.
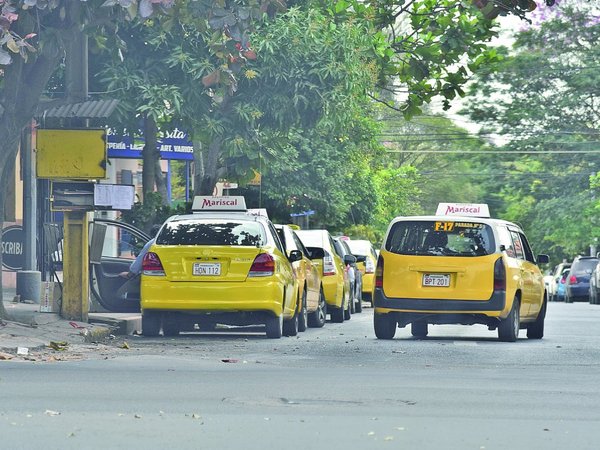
[373,287,506,315]
[141,278,285,316]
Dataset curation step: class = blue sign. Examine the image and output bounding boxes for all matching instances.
[290,210,315,217]
[107,128,194,161]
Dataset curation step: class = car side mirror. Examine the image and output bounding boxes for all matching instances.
[344,254,357,265]
[288,249,303,263]
[536,254,549,264]
[355,255,367,263]
[306,246,325,260]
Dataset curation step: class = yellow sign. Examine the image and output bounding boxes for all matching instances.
[36,129,107,179]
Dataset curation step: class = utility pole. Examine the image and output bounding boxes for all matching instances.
[61,2,90,321]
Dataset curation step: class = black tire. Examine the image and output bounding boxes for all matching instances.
[498,297,520,342]
[162,313,180,337]
[344,291,352,321]
[308,288,327,328]
[527,298,546,339]
[374,313,396,339]
[355,297,363,313]
[298,289,308,332]
[331,305,345,323]
[142,310,161,337]
[265,314,283,339]
[411,320,428,338]
[283,311,299,337]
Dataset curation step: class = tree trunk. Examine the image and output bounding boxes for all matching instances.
[198,137,223,195]
[0,26,63,314]
[142,114,159,199]
[154,159,169,205]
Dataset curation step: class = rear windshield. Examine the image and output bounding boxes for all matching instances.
[156,219,266,246]
[571,258,599,274]
[385,220,495,257]
[346,240,373,256]
[296,231,325,248]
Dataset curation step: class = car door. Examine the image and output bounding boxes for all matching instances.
[89,218,150,313]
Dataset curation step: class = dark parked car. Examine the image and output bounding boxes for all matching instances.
[589,261,600,305]
[565,256,599,303]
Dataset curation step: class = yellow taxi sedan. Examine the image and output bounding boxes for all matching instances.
[140,204,301,339]
[373,203,549,342]
[296,229,353,323]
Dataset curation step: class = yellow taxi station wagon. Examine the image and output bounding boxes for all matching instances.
[140,196,301,339]
[373,203,549,342]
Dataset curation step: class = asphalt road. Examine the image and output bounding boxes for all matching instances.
[2,302,600,449]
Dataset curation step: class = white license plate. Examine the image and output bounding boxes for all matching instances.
[193,263,221,276]
[422,273,450,287]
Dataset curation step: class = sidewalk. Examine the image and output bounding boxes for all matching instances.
[1,286,140,353]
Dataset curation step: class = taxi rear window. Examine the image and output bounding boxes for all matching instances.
[156,219,266,246]
[385,221,495,257]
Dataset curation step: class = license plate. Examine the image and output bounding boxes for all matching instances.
[193,263,221,276]
[422,273,450,287]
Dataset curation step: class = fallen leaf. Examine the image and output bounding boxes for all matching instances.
[121,342,130,350]
[134,414,142,419]
[49,341,68,351]
[0,352,14,360]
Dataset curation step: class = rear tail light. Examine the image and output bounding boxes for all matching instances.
[375,256,384,288]
[365,258,375,274]
[249,253,275,277]
[323,253,336,276]
[142,252,165,276]
[493,257,506,292]
[569,275,578,284]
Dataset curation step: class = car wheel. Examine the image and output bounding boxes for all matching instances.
[308,288,327,328]
[498,297,520,342]
[527,298,546,339]
[162,313,180,337]
[331,305,345,323]
[142,310,161,337]
[265,314,283,339]
[355,297,363,313]
[298,289,308,332]
[374,313,396,340]
[344,292,352,321]
[411,320,428,338]
[283,312,299,337]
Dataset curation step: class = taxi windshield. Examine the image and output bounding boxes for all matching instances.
[156,219,266,247]
[385,220,495,257]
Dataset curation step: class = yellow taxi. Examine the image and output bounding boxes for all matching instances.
[275,224,327,328]
[296,229,353,323]
[140,197,300,338]
[345,239,378,307]
[373,203,549,342]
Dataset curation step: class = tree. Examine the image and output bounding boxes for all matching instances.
[0,0,174,318]
[460,3,600,261]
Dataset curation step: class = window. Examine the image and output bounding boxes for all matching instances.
[385,221,495,257]
[509,231,525,260]
[157,219,266,247]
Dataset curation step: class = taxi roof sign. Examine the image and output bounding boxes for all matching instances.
[192,196,247,212]
[436,203,490,218]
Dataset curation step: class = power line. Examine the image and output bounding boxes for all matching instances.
[385,150,600,154]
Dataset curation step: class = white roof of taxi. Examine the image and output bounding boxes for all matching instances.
[165,211,268,223]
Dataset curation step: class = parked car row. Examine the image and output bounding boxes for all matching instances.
[89,196,378,338]
[548,255,600,304]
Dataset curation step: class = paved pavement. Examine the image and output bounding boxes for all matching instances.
[0,286,140,355]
